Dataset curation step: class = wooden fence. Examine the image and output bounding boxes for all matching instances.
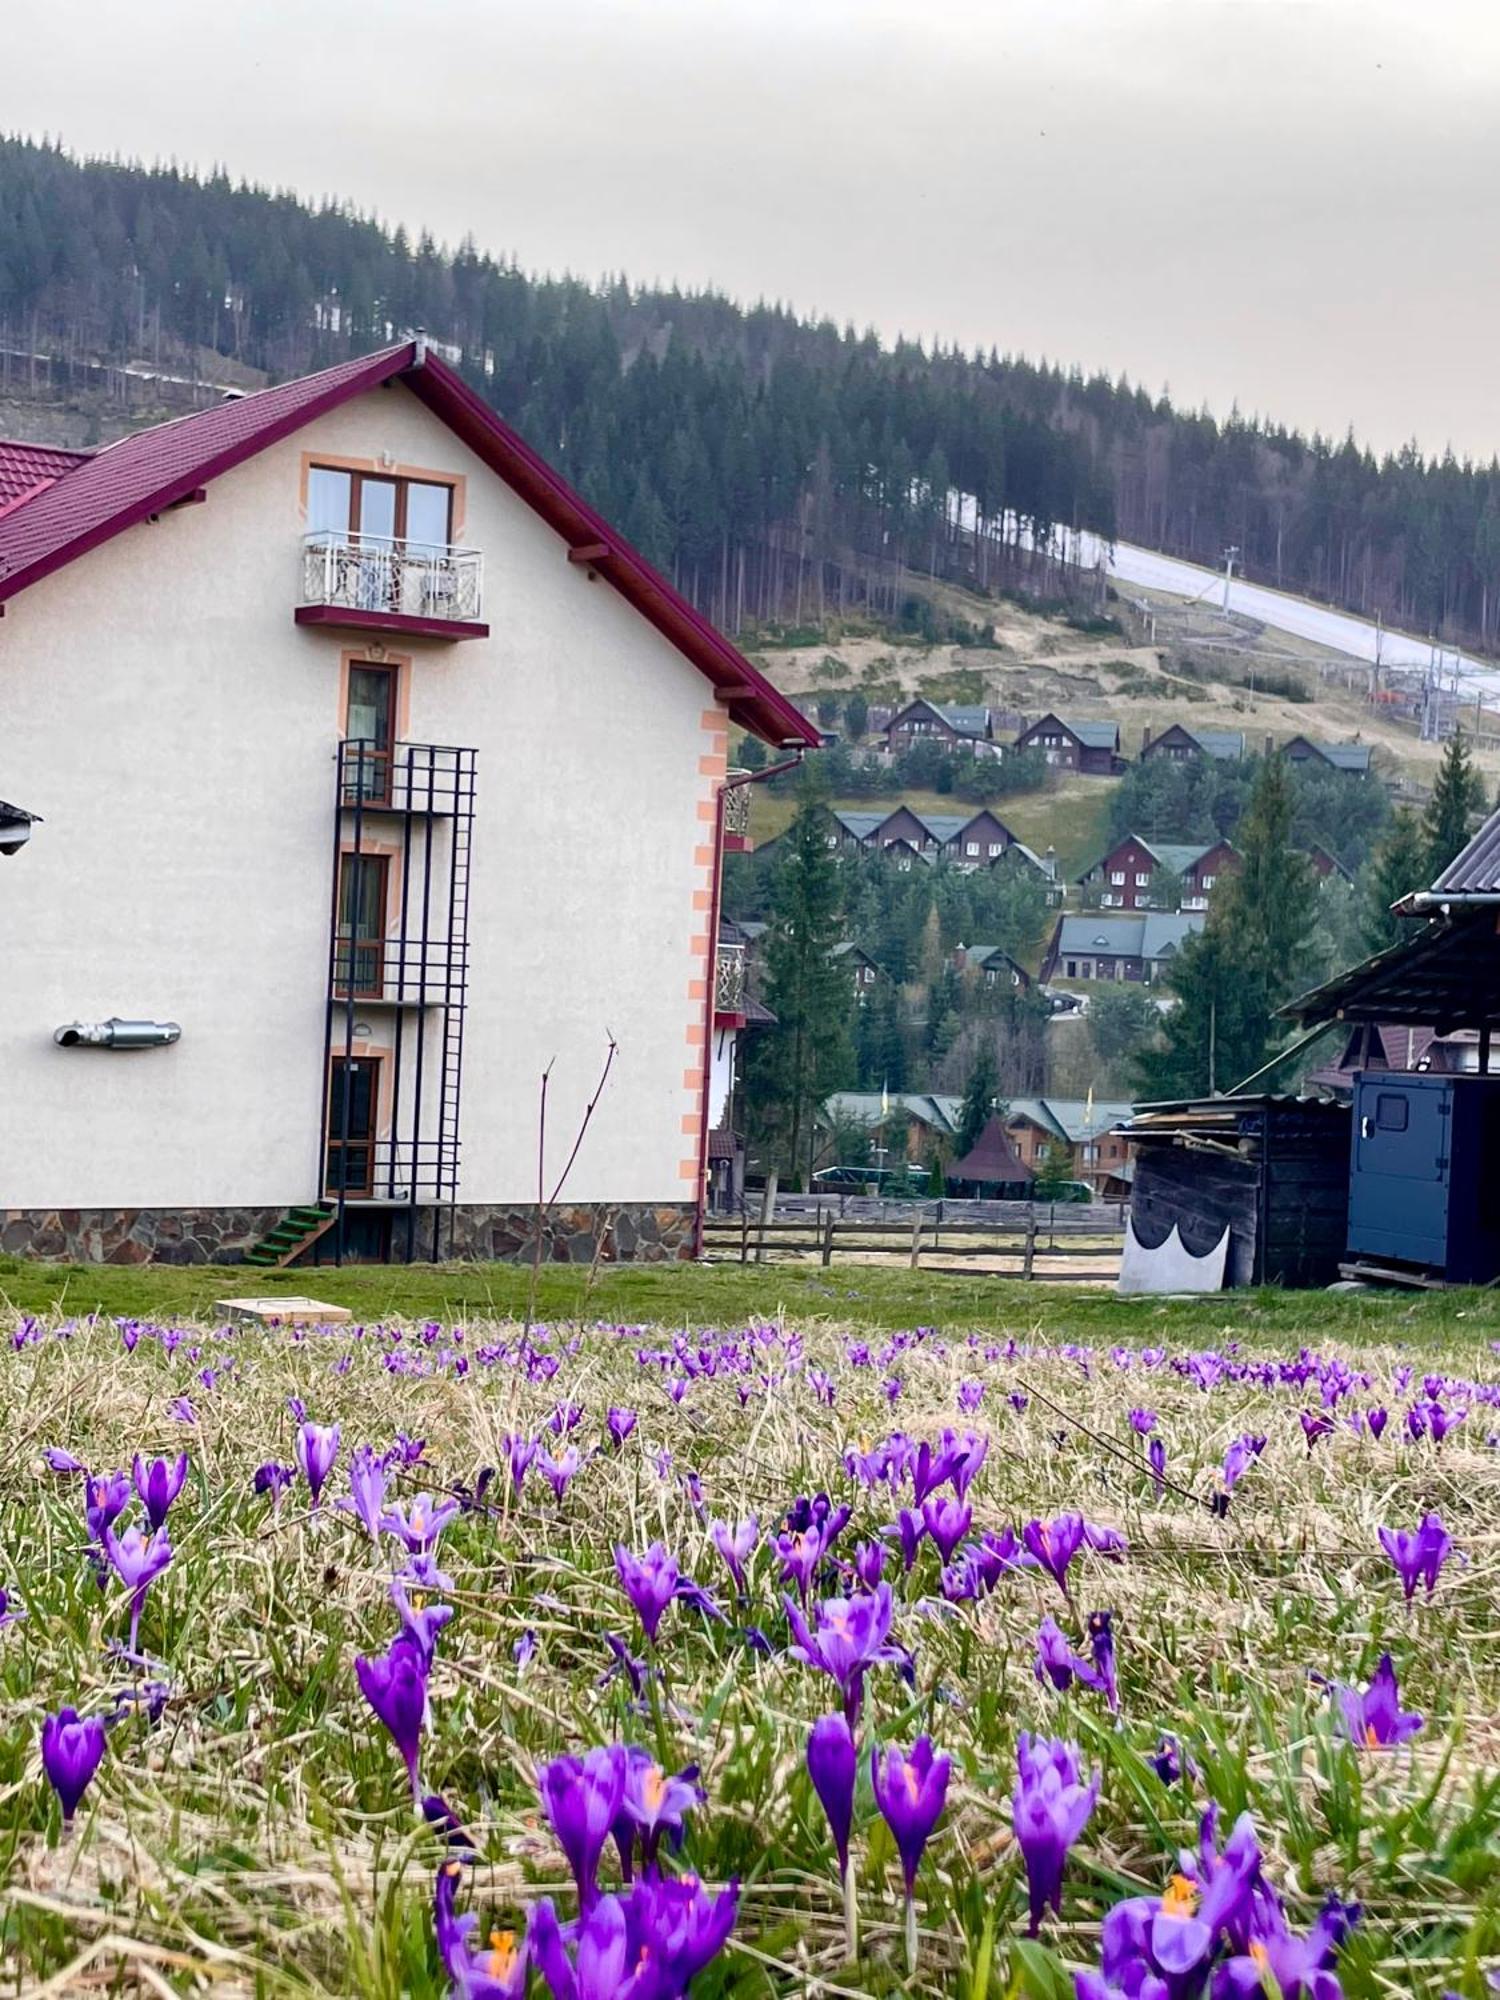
[701,1210,1123,1282]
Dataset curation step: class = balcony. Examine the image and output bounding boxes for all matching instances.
[331,937,468,1007]
[714,940,747,1026]
[338,740,477,816]
[297,532,489,641]
[722,775,754,852]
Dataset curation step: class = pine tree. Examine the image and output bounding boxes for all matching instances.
[743,784,853,1181]
[1361,811,1428,953]
[1137,757,1315,1098]
[1033,1138,1077,1199]
[1422,729,1486,881]
[955,1040,999,1158]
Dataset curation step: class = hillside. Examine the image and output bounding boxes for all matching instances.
[741,578,1500,870]
[6,137,1500,656]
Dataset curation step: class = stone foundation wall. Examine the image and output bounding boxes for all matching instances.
[1,1201,698,1266]
[1,1207,288,1265]
[442,1202,696,1265]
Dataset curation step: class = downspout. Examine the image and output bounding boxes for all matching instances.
[692,746,805,1258]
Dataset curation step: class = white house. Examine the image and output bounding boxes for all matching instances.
[0,341,815,1266]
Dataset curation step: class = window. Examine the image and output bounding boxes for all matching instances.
[965,841,979,856]
[988,842,1003,857]
[343,662,397,803]
[1375,1093,1409,1132]
[1202,874,1216,889]
[1111,870,1126,885]
[309,467,454,548]
[335,853,388,996]
[1135,873,1150,887]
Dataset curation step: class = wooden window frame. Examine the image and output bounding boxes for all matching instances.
[334,851,390,999]
[313,466,455,545]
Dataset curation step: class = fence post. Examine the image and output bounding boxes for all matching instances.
[909,1211,924,1270]
[756,1171,777,1265]
[821,1207,834,1268]
[739,1205,749,1265]
[1023,1216,1036,1280]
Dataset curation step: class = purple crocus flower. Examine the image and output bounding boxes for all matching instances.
[1367,1407,1389,1440]
[41,1707,107,1825]
[1300,1410,1335,1451]
[355,1633,428,1797]
[882,1507,927,1573]
[1012,1732,1100,1935]
[920,1493,973,1564]
[434,1860,528,1999]
[871,1735,951,1902]
[613,1542,679,1644]
[529,1877,738,2000]
[1335,1653,1423,1747]
[101,1520,172,1653]
[1023,1514,1086,1595]
[1379,1511,1454,1600]
[44,1447,86,1474]
[807,1713,857,1877]
[540,1448,582,1501]
[505,1434,537,1494]
[1086,1610,1119,1714]
[381,1493,461,1553]
[853,1539,887,1589]
[131,1453,188,1532]
[1148,1437,1166,1494]
[253,1462,294,1503]
[345,1445,391,1539]
[295,1421,340,1507]
[391,1582,454,1669]
[1222,1437,1257,1492]
[1128,1408,1158,1435]
[397,1550,455,1595]
[85,1469,131,1544]
[606,1407,637,1447]
[537,1745,628,1908]
[785,1583,904,1725]
[709,1517,759,1597]
[1035,1615,1088,1692]
[1217,1893,1358,1998]
[0,1587,25,1628]
[616,1748,701,1872]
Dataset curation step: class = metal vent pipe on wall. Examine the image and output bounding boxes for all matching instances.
[54,1019,181,1049]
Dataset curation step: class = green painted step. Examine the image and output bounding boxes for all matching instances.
[242,1203,336,1269]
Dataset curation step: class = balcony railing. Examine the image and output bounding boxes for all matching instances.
[301,531,484,624]
[338,739,477,815]
[715,941,747,1017]
[722,779,753,847]
[331,937,468,1005]
[324,1136,460,1204]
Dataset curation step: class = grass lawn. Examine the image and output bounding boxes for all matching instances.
[3,1263,1500,1993]
[5,1252,1500,1344]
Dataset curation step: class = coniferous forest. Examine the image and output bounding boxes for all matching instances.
[5,135,1500,649]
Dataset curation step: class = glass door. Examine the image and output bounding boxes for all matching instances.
[326,1056,380,1199]
[344,663,396,804]
[335,853,388,997]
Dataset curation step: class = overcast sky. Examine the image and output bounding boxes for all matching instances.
[7,0,1499,458]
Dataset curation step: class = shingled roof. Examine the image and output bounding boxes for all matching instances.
[0,344,815,750]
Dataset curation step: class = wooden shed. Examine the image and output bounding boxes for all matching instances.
[1120,1096,1351,1289]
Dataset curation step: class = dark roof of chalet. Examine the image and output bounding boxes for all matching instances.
[1285,736,1373,772]
[1081,833,1226,881]
[1050,912,1204,958]
[888,698,990,735]
[0,344,814,750]
[830,940,882,966]
[1180,727,1245,759]
[949,1114,1035,1185]
[1018,714,1120,751]
[1283,910,1500,1032]
[1430,802,1500,896]
[830,806,1014,847]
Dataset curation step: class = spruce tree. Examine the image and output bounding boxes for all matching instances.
[1422,729,1486,881]
[1361,811,1428,953]
[1136,757,1314,1098]
[744,783,853,1181]
[955,1040,999,1158]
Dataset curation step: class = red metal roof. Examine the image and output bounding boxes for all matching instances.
[0,439,92,514]
[0,344,815,748]
[949,1114,1035,1186]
